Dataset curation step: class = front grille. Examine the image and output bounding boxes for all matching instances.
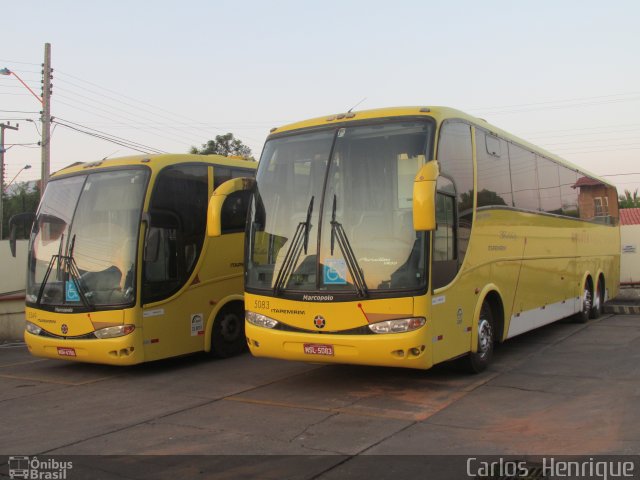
[275,322,373,335]
[39,329,96,340]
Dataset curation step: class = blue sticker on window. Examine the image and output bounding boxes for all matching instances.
[65,281,80,302]
[323,258,347,285]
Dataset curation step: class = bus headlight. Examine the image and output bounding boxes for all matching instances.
[368,317,426,334]
[94,324,135,339]
[246,311,278,329]
[25,321,42,335]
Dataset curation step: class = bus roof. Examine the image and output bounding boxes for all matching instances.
[269,106,613,188]
[51,153,257,179]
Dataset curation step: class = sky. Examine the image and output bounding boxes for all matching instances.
[1,0,639,195]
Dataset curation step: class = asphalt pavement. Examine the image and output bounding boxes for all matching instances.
[0,312,639,479]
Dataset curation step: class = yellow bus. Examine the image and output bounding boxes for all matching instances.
[16,153,256,365]
[209,106,620,372]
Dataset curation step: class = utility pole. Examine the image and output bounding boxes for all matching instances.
[0,122,20,239]
[40,42,52,197]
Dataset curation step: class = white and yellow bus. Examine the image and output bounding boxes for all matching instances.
[209,106,620,372]
[16,153,256,365]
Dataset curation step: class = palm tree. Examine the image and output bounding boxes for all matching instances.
[619,189,640,208]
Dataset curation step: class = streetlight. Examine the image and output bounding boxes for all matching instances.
[4,164,32,193]
[0,68,44,105]
[1,43,52,198]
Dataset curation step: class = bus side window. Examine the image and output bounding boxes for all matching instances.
[437,121,473,268]
[142,164,208,304]
[476,129,512,208]
[221,190,252,234]
[214,167,231,190]
[432,178,458,289]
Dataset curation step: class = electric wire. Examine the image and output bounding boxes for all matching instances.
[53,89,206,146]
[53,98,198,149]
[52,118,166,154]
[55,69,264,143]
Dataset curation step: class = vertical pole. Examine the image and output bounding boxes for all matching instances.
[0,122,19,239]
[41,42,52,198]
[0,125,4,239]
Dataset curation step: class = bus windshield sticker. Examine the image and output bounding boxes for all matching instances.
[65,281,80,302]
[324,258,348,285]
[432,295,446,305]
[190,313,204,336]
[337,128,346,138]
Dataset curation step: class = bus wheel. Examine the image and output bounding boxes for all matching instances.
[465,302,495,374]
[576,282,592,323]
[211,304,247,358]
[590,277,604,319]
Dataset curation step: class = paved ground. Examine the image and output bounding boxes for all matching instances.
[0,313,639,479]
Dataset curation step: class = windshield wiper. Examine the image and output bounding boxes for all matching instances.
[36,234,93,310]
[330,195,368,297]
[273,196,314,294]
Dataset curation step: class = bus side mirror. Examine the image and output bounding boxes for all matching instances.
[208,177,255,237]
[8,212,36,258]
[413,161,439,231]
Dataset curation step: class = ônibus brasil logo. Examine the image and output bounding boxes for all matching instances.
[8,456,72,479]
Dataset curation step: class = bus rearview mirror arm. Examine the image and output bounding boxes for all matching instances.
[208,177,256,237]
[413,160,439,231]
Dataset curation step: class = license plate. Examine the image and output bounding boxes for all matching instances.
[303,343,334,356]
[57,347,76,357]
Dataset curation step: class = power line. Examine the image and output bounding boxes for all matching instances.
[53,90,205,146]
[54,98,200,148]
[52,118,166,154]
[55,69,263,143]
[0,58,40,66]
[0,110,40,114]
[601,172,640,177]
[470,90,640,112]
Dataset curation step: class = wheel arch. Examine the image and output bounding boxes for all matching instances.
[204,294,245,352]
[471,285,505,353]
[580,271,594,294]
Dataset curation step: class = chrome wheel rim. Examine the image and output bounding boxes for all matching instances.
[477,318,493,359]
[583,288,592,316]
[594,284,601,312]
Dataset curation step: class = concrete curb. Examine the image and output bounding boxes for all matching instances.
[605,304,640,315]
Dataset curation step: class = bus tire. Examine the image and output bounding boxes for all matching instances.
[464,301,495,374]
[590,276,604,319]
[575,280,592,323]
[210,303,247,358]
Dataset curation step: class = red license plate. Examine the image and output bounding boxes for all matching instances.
[57,347,76,357]
[303,343,334,356]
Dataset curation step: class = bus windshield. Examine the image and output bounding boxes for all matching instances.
[246,120,433,298]
[26,168,149,309]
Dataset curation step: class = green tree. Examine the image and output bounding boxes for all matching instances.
[190,133,254,160]
[619,189,640,209]
[1,181,40,239]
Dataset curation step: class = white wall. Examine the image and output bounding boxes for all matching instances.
[621,225,640,284]
[0,240,28,341]
[0,240,28,294]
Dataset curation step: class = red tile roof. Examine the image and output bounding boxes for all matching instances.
[574,176,604,188]
[620,208,640,225]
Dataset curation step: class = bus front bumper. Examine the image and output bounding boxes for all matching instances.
[24,331,144,366]
[245,323,433,370]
